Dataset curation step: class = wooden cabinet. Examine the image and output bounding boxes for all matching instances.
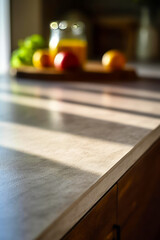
[118,139,160,240]
[62,139,160,240]
[62,185,117,240]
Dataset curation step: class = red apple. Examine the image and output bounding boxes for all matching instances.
[54,51,80,70]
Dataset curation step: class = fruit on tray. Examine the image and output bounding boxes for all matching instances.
[11,34,46,68]
[22,34,45,51]
[54,51,80,71]
[102,50,126,70]
[32,49,52,68]
[49,39,87,66]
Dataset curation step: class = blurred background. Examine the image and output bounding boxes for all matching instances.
[1,0,160,73]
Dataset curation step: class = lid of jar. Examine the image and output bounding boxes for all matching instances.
[50,20,84,31]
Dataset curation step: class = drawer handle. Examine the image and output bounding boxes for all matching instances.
[113,224,121,240]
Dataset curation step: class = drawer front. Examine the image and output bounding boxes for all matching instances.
[62,185,117,240]
[118,139,160,240]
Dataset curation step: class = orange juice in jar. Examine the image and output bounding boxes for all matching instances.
[49,21,87,66]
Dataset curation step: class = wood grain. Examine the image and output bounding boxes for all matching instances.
[118,139,160,240]
[62,185,117,240]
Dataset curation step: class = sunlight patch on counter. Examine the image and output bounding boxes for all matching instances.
[0,92,159,130]
[0,121,131,175]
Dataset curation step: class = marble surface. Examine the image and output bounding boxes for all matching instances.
[0,74,160,240]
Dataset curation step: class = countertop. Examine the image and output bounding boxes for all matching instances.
[0,70,160,240]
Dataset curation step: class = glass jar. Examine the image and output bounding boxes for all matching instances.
[49,20,87,66]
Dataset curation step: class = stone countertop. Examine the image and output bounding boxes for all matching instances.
[0,74,160,240]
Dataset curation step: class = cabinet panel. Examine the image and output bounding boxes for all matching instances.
[118,139,160,240]
[62,185,117,240]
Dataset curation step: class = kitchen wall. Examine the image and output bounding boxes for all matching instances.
[11,0,42,50]
[10,0,160,61]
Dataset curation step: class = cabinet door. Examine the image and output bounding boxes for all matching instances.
[62,185,117,240]
[118,139,160,240]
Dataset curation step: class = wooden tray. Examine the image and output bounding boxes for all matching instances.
[11,61,138,82]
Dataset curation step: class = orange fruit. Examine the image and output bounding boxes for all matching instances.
[32,49,52,68]
[102,50,126,70]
